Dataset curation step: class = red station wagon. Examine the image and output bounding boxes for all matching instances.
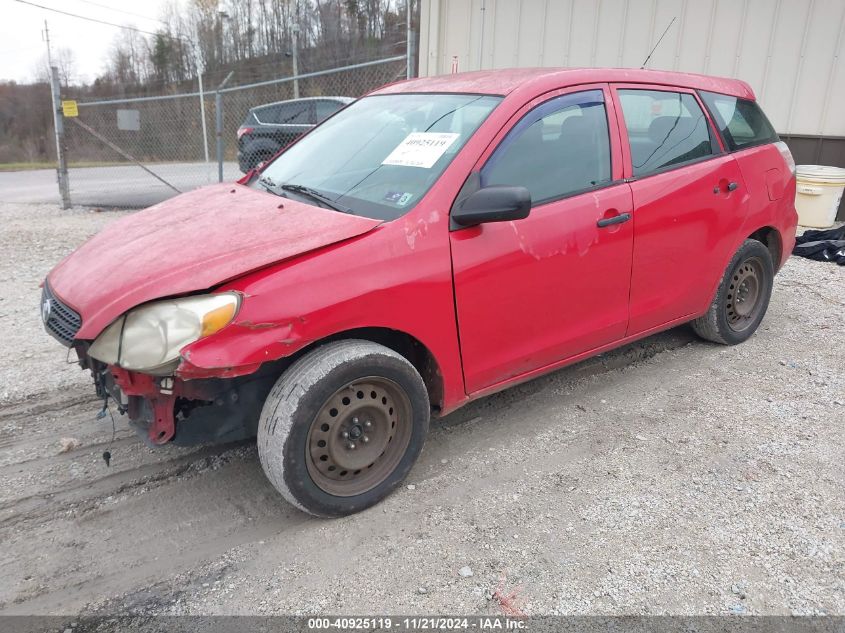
[42,68,797,517]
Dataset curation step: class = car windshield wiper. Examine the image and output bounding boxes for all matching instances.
[280,183,351,214]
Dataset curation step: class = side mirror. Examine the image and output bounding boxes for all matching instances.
[451,185,531,228]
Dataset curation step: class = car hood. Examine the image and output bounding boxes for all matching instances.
[48,183,381,340]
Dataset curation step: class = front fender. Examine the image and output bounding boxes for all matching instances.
[176,212,467,411]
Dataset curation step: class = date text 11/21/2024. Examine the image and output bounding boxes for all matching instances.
[307,616,527,630]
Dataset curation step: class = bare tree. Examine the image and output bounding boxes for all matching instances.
[29,56,51,85]
[55,48,77,87]
[45,0,412,93]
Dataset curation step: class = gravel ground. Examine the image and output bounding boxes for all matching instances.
[0,202,842,618]
[0,203,130,404]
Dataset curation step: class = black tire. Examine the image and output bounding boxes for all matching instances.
[257,340,430,517]
[691,239,774,345]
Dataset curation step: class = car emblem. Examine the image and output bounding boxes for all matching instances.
[41,298,52,324]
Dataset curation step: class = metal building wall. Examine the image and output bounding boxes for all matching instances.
[419,0,845,137]
[419,0,845,217]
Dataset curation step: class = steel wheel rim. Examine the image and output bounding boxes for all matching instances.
[726,256,765,332]
[305,377,413,497]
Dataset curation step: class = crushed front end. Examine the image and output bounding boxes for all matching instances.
[89,358,274,446]
[43,282,274,447]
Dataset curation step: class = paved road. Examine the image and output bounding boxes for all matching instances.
[0,162,243,208]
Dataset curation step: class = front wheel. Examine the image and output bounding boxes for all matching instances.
[691,239,774,345]
[257,340,430,517]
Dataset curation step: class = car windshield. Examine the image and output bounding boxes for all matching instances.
[253,93,502,220]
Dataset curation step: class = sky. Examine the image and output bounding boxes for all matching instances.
[0,0,176,84]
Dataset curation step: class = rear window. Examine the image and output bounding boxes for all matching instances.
[255,102,312,125]
[699,91,779,151]
[253,105,277,124]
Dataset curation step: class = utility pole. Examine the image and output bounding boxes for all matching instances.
[478,0,486,70]
[195,50,210,165]
[43,19,53,66]
[218,11,229,66]
[215,71,234,183]
[43,21,70,209]
[406,0,413,79]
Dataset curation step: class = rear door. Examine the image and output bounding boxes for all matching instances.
[698,90,796,268]
[612,85,748,335]
[450,85,634,394]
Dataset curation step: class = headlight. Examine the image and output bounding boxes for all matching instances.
[88,293,240,374]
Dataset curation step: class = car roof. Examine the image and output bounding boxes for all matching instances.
[371,67,755,100]
[250,96,354,111]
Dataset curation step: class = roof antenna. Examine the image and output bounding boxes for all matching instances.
[641,17,677,69]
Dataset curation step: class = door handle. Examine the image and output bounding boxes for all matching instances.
[597,212,631,228]
[714,181,740,194]
[713,180,739,195]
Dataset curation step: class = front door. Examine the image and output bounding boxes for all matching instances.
[450,87,634,394]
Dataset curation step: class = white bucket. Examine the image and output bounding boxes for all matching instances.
[795,164,845,228]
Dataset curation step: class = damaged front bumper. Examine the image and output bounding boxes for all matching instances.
[84,352,275,447]
[43,281,276,448]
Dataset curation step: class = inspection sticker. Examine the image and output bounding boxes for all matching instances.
[382,132,460,168]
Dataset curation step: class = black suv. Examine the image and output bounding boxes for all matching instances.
[237,96,354,172]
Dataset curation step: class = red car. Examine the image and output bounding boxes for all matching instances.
[42,68,797,517]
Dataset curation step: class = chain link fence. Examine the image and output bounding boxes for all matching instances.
[62,56,406,208]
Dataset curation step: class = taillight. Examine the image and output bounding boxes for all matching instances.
[237,127,254,139]
[775,141,796,176]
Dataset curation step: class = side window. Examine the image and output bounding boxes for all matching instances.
[283,102,313,124]
[315,100,344,122]
[482,90,612,204]
[254,105,279,124]
[274,105,290,123]
[699,91,779,151]
[617,89,713,176]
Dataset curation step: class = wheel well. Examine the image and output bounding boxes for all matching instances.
[272,328,445,414]
[748,226,783,269]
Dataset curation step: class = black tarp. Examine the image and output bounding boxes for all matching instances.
[792,225,845,265]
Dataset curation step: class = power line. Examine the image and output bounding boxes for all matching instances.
[68,0,168,26]
[12,0,186,42]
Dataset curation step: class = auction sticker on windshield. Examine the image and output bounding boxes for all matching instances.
[382,132,460,168]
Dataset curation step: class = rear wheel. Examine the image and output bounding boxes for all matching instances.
[691,239,774,345]
[257,340,429,517]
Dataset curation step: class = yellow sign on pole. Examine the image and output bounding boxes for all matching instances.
[61,100,78,118]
